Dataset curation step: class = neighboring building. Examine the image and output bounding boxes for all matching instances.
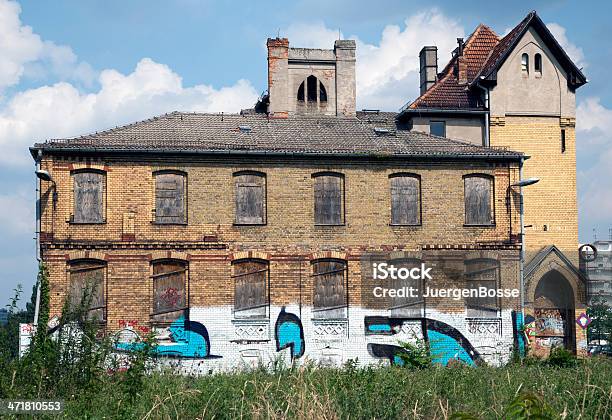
[30,11,585,369]
[582,241,612,307]
[402,11,588,357]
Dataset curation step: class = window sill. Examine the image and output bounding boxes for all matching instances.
[233,223,267,227]
[389,223,422,227]
[314,224,345,227]
[151,221,188,226]
[68,220,106,225]
[463,223,496,228]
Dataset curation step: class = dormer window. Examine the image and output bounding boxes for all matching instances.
[521,53,529,76]
[297,75,327,104]
[534,53,542,77]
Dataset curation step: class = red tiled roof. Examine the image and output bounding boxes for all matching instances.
[410,24,500,110]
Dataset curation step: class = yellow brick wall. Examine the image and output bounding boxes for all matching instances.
[490,116,578,263]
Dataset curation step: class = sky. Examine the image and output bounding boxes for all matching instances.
[1,0,611,307]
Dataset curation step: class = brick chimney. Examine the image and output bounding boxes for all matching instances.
[456,38,467,85]
[267,38,289,118]
[419,46,438,95]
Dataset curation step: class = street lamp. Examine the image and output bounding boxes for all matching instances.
[512,175,540,320]
[35,169,57,207]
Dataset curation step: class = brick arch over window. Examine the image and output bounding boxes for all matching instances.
[67,259,107,322]
[150,259,189,325]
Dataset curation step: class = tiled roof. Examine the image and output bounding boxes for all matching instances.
[31,111,522,160]
[409,24,500,110]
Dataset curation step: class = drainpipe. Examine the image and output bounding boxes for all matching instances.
[476,78,490,147]
[518,158,525,319]
[34,150,42,326]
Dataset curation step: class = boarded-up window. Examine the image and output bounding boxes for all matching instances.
[389,258,425,317]
[313,173,344,225]
[73,171,105,223]
[151,260,187,323]
[234,172,266,224]
[390,174,421,225]
[464,175,494,225]
[465,259,499,318]
[155,172,186,224]
[68,260,105,321]
[233,259,269,318]
[312,259,347,319]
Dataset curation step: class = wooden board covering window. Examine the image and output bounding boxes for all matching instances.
[312,260,347,319]
[233,260,268,318]
[465,259,499,318]
[155,172,186,224]
[313,174,343,225]
[390,175,420,225]
[388,258,424,317]
[69,261,105,321]
[151,261,187,323]
[464,176,493,225]
[234,173,265,224]
[73,171,104,223]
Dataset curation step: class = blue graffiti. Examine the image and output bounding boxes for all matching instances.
[116,316,220,359]
[364,316,482,366]
[275,307,305,359]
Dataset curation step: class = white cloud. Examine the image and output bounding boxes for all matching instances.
[546,23,586,70]
[0,58,259,166]
[284,9,464,111]
[0,0,95,90]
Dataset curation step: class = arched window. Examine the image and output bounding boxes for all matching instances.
[297,76,328,104]
[72,169,106,223]
[154,171,187,224]
[232,259,269,319]
[534,53,542,76]
[464,259,500,318]
[390,174,421,225]
[312,172,344,225]
[234,171,266,225]
[68,260,106,321]
[151,259,188,324]
[521,53,529,75]
[312,259,348,319]
[464,174,494,226]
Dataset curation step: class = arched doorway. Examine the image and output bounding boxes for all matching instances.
[533,270,576,354]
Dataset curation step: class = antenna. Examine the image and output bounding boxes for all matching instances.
[593,228,597,241]
[609,227,612,241]
[338,29,341,40]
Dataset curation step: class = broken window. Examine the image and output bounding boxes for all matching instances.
[73,170,105,223]
[297,76,327,104]
[388,258,425,317]
[234,172,266,224]
[465,259,500,318]
[534,53,542,76]
[68,260,106,321]
[307,75,318,102]
[312,259,347,319]
[390,174,421,225]
[521,53,529,75]
[313,173,344,225]
[151,260,187,324]
[319,82,327,102]
[154,171,186,224]
[464,175,494,225]
[232,259,269,319]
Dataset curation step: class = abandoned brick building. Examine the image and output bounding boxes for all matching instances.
[31,11,587,369]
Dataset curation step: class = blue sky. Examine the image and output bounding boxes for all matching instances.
[1,0,611,306]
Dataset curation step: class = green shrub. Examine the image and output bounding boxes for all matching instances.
[397,338,432,369]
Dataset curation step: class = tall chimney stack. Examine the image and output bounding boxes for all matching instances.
[334,40,356,117]
[419,46,438,95]
[456,38,467,85]
[267,37,289,118]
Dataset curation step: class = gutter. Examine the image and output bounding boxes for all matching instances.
[29,146,524,162]
[34,150,42,326]
[474,79,491,147]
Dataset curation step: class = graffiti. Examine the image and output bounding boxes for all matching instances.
[118,319,150,334]
[160,287,182,308]
[275,307,304,359]
[534,309,565,335]
[116,316,220,359]
[364,316,482,366]
[367,343,407,366]
[511,311,527,358]
[535,337,564,348]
